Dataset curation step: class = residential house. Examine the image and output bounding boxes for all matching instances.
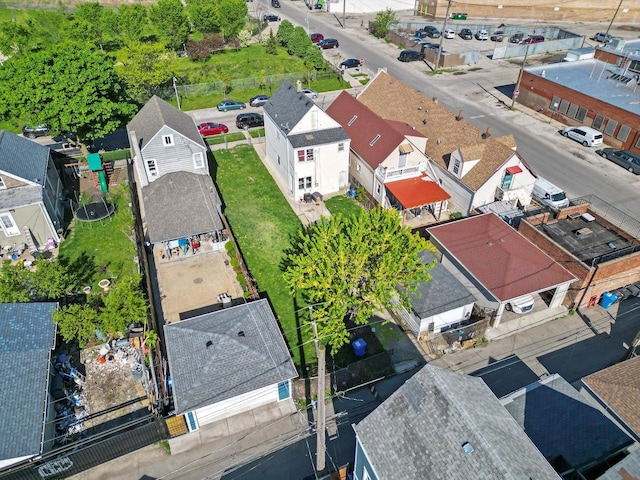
[501,374,633,478]
[357,71,536,216]
[0,303,57,471]
[352,364,560,480]
[326,91,450,221]
[263,81,350,200]
[581,356,640,443]
[0,131,64,252]
[164,299,298,432]
[426,212,576,327]
[597,448,640,480]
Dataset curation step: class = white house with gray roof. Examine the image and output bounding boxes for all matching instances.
[263,81,350,200]
[353,365,560,480]
[163,299,298,430]
[0,131,64,250]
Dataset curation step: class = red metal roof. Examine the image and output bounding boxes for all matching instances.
[385,174,450,209]
[427,213,576,301]
[506,165,523,174]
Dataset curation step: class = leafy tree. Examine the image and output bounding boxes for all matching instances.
[237,29,251,48]
[116,44,177,98]
[370,8,399,39]
[185,33,226,61]
[287,26,310,58]
[186,0,218,34]
[54,303,101,348]
[283,208,434,351]
[303,44,324,69]
[29,259,73,300]
[149,0,190,50]
[0,10,67,55]
[114,4,148,46]
[101,275,148,336]
[0,43,137,150]
[263,29,278,55]
[276,19,294,46]
[67,2,106,48]
[0,260,30,302]
[213,0,248,40]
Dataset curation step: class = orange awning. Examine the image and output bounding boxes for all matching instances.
[385,174,451,210]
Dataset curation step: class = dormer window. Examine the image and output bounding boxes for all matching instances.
[163,134,174,146]
[453,158,461,174]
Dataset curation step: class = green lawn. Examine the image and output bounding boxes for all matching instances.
[325,195,363,218]
[58,184,138,287]
[213,146,315,369]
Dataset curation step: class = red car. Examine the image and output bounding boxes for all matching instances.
[310,33,324,44]
[198,122,228,136]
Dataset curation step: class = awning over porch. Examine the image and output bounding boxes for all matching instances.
[385,174,450,210]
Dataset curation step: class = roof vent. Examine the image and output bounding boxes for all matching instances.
[482,127,491,139]
[432,97,438,103]
[455,110,463,121]
[237,331,245,337]
[436,139,441,145]
[462,442,474,454]
[422,119,427,125]
[418,106,422,110]
[206,340,213,348]
[487,241,493,246]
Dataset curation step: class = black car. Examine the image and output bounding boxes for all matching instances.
[22,124,50,139]
[459,28,473,40]
[339,58,361,69]
[317,38,339,49]
[249,94,270,107]
[236,113,264,130]
[271,0,280,7]
[263,13,280,22]
[421,26,441,38]
[397,50,425,62]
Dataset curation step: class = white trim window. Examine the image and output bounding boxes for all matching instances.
[298,176,312,190]
[145,159,159,178]
[163,134,174,146]
[297,149,315,162]
[193,152,205,169]
[0,212,20,236]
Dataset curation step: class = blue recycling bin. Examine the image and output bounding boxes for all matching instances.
[600,291,617,309]
[352,338,367,357]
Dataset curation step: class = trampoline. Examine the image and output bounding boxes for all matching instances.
[75,201,116,222]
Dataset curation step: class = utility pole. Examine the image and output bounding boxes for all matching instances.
[172,77,181,110]
[604,0,624,40]
[310,307,326,473]
[510,42,530,109]
[435,0,453,71]
[342,0,346,28]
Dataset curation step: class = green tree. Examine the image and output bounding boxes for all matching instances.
[263,29,278,55]
[186,0,218,34]
[149,0,190,50]
[0,10,67,55]
[370,8,399,39]
[54,303,101,348]
[0,260,30,302]
[116,43,177,98]
[114,4,148,46]
[283,208,434,351]
[237,29,251,48]
[101,275,148,336]
[276,19,294,46]
[0,43,137,150]
[213,0,248,40]
[287,26,310,57]
[67,2,106,49]
[29,259,73,300]
[303,43,324,68]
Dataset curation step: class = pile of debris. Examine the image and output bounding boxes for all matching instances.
[51,353,88,447]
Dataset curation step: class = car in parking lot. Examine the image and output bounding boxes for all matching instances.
[475,30,488,40]
[271,0,280,7]
[317,38,339,49]
[443,28,455,39]
[310,33,324,43]
[398,50,425,62]
[339,58,361,69]
[509,32,525,43]
[421,26,441,38]
[560,126,602,147]
[301,89,318,99]
[490,30,505,42]
[22,124,50,138]
[198,122,228,136]
[592,32,612,43]
[236,113,264,130]
[459,28,473,40]
[249,94,270,107]
[596,148,640,174]
[217,100,246,112]
[263,13,280,22]
[522,35,544,44]
[505,294,535,314]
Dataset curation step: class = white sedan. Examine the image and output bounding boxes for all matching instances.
[443,29,455,39]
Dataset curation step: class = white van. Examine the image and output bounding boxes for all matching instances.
[561,126,603,147]
[532,177,569,209]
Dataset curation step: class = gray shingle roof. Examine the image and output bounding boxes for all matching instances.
[288,127,350,148]
[408,250,476,319]
[141,172,223,243]
[354,365,560,480]
[263,81,315,134]
[501,374,633,471]
[164,299,298,414]
[597,448,640,480]
[0,303,57,463]
[0,130,50,186]
[127,95,205,150]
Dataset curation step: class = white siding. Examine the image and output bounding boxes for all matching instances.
[431,164,474,215]
[194,383,280,426]
[419,303,475,334]
[289,106,342,134]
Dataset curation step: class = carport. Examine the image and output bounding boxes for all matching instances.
[385,173,450,224]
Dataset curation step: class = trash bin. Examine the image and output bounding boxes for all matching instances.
[352,338,367,357]
[600,291,617,309]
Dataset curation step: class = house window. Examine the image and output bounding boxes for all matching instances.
[338,143,345,152]
[362,466,372,480]
[549,96,561,111]
[617,125,631,142]
[375,182,381,195]
[567,103,579,119]
[163,134,174,146]
[146,159,159,178]
[193,152,204,169]
[277,381,290,401]
[185,411,199,432]
[398,153,408,168]
[592,115,605,130]
[635,136,640,149]
[0,177,5,189]
[0,212,20,236]
[298,176,312,190]
[369,134,381,146]
[453,158,460,174]
[501,173,514,190]
[298,149,315,162]
[356,163,362,172]
[558,99,570,115]
[603,119,618,136]
[576,107,588,122]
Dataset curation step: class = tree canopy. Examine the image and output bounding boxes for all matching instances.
[149,0,190,50]
[213,0,248,40]
[116,43,177,98]
[283,208,434,351]
[371,8,399,39]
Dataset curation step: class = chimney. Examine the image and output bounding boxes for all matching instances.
[296,79,302,93]
[482,127,491,139]
[432,97,438,103]
[455,110,463,121]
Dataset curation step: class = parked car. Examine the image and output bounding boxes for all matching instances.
[522,35,544,44]
[414,30,428,39]
[475,30,489,40]
[249,94,270,107]
[198,122,228,136]
[509,32,525,43]
[397,50,425,62]
[560,126,603,147]
[217,100,246,112]
[592,32,612,43]
[236,113,264,129]
[22,124,50,138]
[301,89,318,99]
[505,294,535,314]
[263,13,280,22]
[271,0,280,7]
[596,148,640,174]
[310,33,324,43]
[459,28,473,40]
[421,26,441,38]
[317,38,339,49]
[490,30,504,42]
[443,28,455,39]
[339,58,361,69]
